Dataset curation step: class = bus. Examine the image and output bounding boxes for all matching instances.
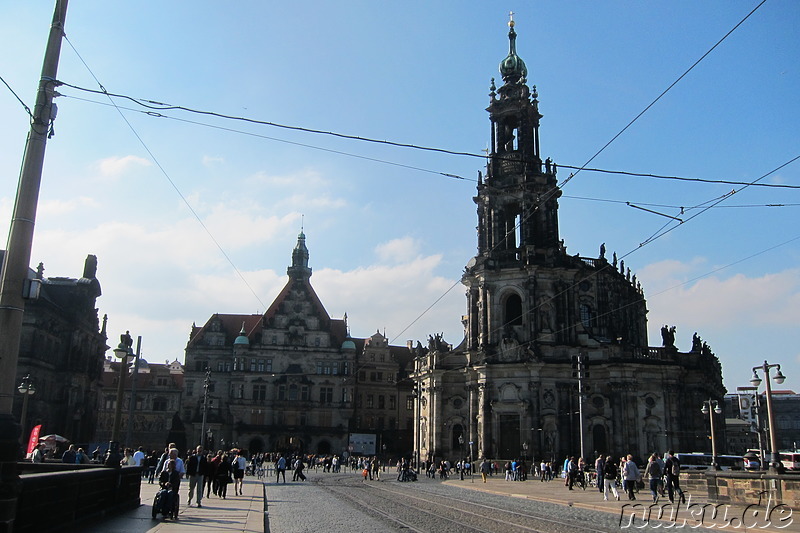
[675,453,744,471]
[779,452,800,471]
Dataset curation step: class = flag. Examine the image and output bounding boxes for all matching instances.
[26,424,42,456]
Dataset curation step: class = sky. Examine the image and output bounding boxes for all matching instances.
[0,1,798,395]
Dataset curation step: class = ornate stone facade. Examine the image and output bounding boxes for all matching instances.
[182,232,416,457]
[11,253,108,446]
[412,19,726,465]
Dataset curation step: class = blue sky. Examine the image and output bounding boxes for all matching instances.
[1,1,798,394]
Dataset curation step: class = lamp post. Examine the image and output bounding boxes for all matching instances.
[111,332,133,444]
[751,360,786,472]
[124,336,141,450]
[17,374,36,446]
[737,385,765,468]
[199,369,211,446]
[701,399,722,469]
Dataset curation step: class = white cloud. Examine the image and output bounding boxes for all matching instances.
[375,236,420,263]
[39,196,98,216]
[94,155,151,178]
[202,155,224,167]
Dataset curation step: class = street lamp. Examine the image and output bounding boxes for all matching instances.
[751,360,786,472]
[737,385,765,468]
[700,399,722,469]
[17,374,36,446]
[124,336,142,450]
[111,332,133,444]
[199,369,211,446]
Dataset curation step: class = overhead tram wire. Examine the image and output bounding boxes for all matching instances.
[0,74,33,120]
[557,0,768,189]
[56,2,783,349]
[55,84,800,192]
[61,34,269,312]
[389,1,781,347]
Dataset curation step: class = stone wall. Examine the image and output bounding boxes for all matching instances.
[683,470,800,507]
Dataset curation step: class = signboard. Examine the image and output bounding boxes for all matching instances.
[348,433,376,455]
[26,424,42,457]
[738,393,757,431]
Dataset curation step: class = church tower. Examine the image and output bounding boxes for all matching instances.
[414,15,725,465]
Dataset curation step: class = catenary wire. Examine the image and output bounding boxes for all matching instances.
[62,35,269,312]
[0,74,33,119]
[557,0,768,189]
[57,91,799,192]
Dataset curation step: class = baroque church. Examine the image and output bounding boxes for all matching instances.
[411,18,726,464]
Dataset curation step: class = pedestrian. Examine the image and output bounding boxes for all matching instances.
[566,456,578,490]
[602,455,620,501]
[75,447,90,464]
[594,454,605,493]
[186,445,205,507]
[480,458,491,483]
[61,444,77,464]
[132,446,146,470]
[664,450,686,504]
[644,454,662,503]
[31,443,45,463]
[233,449,247,495]
[622,454,640,501]
[216,452,232,498]
[275,453,287,483]
[293,456,306,481]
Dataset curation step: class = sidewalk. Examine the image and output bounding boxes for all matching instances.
[78,477,264,532]
[444,474,799,532]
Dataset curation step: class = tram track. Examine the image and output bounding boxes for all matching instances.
[313,474,618,533]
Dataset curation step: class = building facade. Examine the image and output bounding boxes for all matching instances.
[182,232,416,458]
[412,19,727,465]
[95,357,185,453]
[11,253,108,446]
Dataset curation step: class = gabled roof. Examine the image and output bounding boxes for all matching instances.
[187,313,262,349]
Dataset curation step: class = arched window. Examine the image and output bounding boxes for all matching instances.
[505,294,523,327]
[580,304,594,328]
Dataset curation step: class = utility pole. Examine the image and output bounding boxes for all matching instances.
[0,2,68,531]
[124,336,142,449]
[573,354,588,461]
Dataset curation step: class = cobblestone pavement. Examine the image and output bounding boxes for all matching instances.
[74,469,799,533]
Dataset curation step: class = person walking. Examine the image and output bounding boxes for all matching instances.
[664,450,686,504]
[275,454,287,483]
[594,454,605,493]
[643,454,662,503]
[216,452,232,499]
[480,458,491,483]
[233,449,247,495]
[602,455,620,501]
[622,454,640,500]
[186,445,205,507]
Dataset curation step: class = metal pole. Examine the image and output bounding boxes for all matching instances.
[577,355,586,461]
[199,369,210,446]
[709,402,718,469]
[19,391,31,447]
[763,364,779,471]
[0,5,68,529]
[111,351,129,443]
[124,336,141,449]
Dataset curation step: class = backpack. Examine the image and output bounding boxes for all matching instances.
[670,457,680,476]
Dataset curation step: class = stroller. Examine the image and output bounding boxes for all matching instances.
[152,487,177,520]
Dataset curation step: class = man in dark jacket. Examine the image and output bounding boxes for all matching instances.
[186,445,206,507]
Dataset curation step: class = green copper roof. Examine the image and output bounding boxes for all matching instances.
[499,16,527,84]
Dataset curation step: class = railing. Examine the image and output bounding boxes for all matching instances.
[15,465,142,533]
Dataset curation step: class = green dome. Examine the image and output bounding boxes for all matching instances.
[233,322,249,346]
[342,338,356,350]
[499,19,527,84]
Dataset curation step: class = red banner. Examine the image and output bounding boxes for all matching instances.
[26,424,42,456]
